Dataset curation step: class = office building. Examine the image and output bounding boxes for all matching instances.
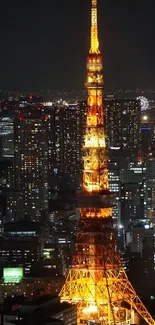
[126,225,155,295]
[49,199,77,270]
[0,158,15,227]
[0,105,15,226]
[140,106,155,157]
[141,114,152,157]
[0,117,14,158]
[47,100,86,193]
[14,103,49,222]
[0,269,64,303]
[105,98,141,162]
[0,99,17,159]
[0,220,42,274]
[108,160,121,225]
[120,163,146,228]
[6,190,23,223]
[146,156,155,222]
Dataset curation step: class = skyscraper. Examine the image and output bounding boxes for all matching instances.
[0,99,18,159]
[13,103,49,222]
[105,98,142,228]
[120,163,146,228]
[0,117,14,158]
[146,156,155,221]
[0,104,15,226]
[105,98,141,162]
[108,160,121,225]
[47,101,86,193]
[141,114,152,157]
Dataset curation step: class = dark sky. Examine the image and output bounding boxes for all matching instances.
[0,0,154,92]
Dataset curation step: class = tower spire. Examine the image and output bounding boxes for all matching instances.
[90,0,100,53]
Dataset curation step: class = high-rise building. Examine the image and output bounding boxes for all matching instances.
[121,182,144,228]
[6,190,23,223]
[139,103,155,157]
[108,160,121,225]
[0,102,16,227]
[46,100,86,193]
[0,220,42,275]
[63,103,84,190]
[0,158,14,189]
[0,117,14,158]
[43,244,64,275]
[129,225,153,255]
[48,198,77,271]
[0,157,15,227]
[146,156,155,221]
[13,103,49,222]
[141,114,152,157]
[105,99,146,229]
[125,224,155,295]
[0,99,18,159]
[120,163,146,228]
[105,98,141,162]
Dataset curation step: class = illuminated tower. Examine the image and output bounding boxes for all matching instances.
[60,1,155,325]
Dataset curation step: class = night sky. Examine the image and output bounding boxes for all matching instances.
[0,0,154,92]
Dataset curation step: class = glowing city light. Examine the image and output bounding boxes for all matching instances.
[3,267,23,283]
[142,115,148,121]
[83,305,98,314]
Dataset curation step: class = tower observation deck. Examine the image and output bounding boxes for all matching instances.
[59,1,155,325]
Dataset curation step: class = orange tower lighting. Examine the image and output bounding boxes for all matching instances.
[59,1,155,325]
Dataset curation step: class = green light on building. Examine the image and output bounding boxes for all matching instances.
[3,268,23,283]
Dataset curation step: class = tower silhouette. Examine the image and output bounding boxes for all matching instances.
[59,1,155,325]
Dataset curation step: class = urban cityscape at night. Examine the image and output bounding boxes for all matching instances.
[0,0,155,325]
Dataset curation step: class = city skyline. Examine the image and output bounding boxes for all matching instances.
[0,0,154,92]
[0,0,155,318]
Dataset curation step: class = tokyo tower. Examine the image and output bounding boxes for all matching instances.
[59,1,155,325]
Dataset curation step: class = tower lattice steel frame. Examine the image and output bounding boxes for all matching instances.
[59,1,155,325]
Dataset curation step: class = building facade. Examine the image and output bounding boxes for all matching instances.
[105,98,141,161]
[14,103,49,222]
[47,100,86,193]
